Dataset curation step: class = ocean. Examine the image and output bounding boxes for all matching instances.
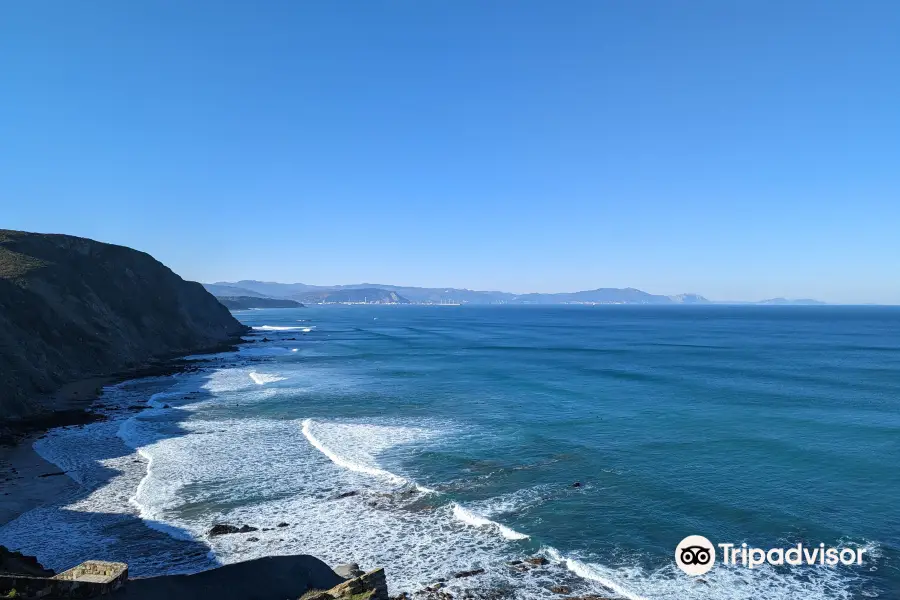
[2,305,898,599]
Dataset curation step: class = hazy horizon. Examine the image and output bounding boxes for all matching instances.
[5,227,897,304]
[5,2,899,304]
[206,277,878,305]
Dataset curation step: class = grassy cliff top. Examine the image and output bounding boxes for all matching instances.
[0,246,48,279]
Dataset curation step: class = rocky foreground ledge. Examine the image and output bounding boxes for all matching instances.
[1,546,617,600]
[1,546,377,600]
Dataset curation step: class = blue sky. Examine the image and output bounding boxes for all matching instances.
[3,2,898,303]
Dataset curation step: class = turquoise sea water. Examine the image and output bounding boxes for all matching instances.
[2,306,898,598]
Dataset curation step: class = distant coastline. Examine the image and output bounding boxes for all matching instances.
[205,280,829,307]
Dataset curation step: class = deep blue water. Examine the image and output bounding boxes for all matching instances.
[3,305,898,599]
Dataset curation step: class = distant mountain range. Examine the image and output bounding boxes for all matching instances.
[204,281,827,306]
[293,288,411,305]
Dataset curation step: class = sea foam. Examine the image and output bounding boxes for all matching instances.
[249,372,286,385]
[0,330,868,600]
[301,419,409,485]
[451,504,530,540]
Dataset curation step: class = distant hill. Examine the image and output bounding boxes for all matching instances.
[293,288,411,304]
[211,280,470,303]
[211,281,324,297]
[216,296,304,310]
[756,298,827,305]
[203,284,272,298]
[209,280,832,306]
[511,287,679,304]
[669,293,711,304]
[1,230,247,423]
[210,280,712,305]
[337,284,513,304]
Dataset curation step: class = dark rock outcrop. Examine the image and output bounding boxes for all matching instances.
[333,562,364,580]
[453,568,485,578]
[0,545,55,577]
[332,490,359,500]
[301,567,388,600]
[208,523,258,536]
[117,555,345,600]
[0,230,248,423]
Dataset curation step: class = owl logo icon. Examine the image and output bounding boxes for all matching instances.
[675,535,716,575]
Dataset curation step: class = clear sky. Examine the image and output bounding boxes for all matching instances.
[3,2,899,303]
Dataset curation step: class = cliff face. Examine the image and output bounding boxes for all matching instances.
[0,230,248,421]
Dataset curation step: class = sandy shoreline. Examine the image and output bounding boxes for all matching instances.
[0,364,197,529]
[0,376,115,527]
[0,434,80,527]
[0,341,245,531]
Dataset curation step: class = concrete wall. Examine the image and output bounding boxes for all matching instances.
[0,560,127,598]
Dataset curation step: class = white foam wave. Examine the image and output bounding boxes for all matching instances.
[547,547,648,600]
[127,444,195,541]
[0,378,214,576]
[466,484,557,518]
[116,410,191,540]
[253,325,306,331]
[249,372,286,385]
[451,504,530,540]
[545,546,860,600]
[301,419,408,485]
[147,391,182,409]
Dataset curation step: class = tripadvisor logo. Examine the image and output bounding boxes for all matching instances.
[675,535,868,576]
[675,535,716,575]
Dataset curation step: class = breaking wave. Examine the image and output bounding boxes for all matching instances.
[451,503,530,540]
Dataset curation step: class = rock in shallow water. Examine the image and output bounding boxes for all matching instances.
[333,562,364,579]
[453,568,485,578]
[207,523,259,536]
[331,490,359,500]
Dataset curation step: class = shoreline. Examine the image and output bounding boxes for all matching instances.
[0,337,245,528]
[1,375,118,527]
[0,432,79,527]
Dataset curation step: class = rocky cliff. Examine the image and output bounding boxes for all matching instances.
[0,230,248,422]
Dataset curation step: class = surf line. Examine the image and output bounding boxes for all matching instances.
[451,503,530,540]
[546,548,648,600]
[117,391,196,542]
[301,418,645,599]
[300,418,410,485]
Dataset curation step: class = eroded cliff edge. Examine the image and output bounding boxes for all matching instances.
[0,229,248,425]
